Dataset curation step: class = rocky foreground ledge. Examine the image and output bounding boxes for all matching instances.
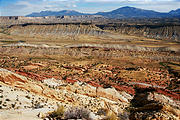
[0,68,180,120]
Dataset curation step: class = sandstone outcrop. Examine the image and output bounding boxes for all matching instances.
[1,68,179,119]
[129,87,180,120]
[0,68,130,115]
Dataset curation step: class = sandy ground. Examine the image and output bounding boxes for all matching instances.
[0,108,53,120]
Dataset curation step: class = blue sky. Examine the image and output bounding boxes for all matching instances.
[0,0,180,16]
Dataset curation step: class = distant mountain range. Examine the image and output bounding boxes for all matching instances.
[27,10,86,17]
[169,8,180,18]
[26,6,180,18]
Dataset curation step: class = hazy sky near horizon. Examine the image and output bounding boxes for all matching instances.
[0,0,180,16]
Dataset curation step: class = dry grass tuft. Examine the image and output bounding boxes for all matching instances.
[49,105,65,119]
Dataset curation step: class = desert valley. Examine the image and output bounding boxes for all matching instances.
[0,6,180,120]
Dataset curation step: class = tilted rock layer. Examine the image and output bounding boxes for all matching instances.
[0,68,180,120]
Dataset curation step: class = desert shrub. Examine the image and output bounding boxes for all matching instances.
[33,102,43,109]
[97,108,108,116]
[49,105,65,119]
[108,112,117,120]
[105,110,118,120]
[64,107,91,119]
[118,111,129,120]
[97,109,118,120]
[5,98,10,101]
[25,95,30,99]
[11,104,15,108]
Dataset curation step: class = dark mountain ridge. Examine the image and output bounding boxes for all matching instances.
[26,10,87,17]
[169,8,180,18]
[96,6,168,18]
[26,6,180,18]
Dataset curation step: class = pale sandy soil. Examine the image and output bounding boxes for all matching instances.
[0,108,52,120]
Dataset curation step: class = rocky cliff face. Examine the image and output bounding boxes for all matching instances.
[96,24,180,42]
[8,24,106,37]
[6,22,180,42]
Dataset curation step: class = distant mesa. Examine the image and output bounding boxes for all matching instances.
[26,6,180,18]
[0,15,104,21]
